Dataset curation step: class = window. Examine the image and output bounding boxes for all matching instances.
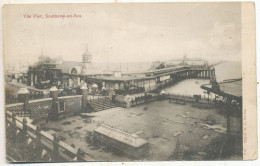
[71,68,77,74]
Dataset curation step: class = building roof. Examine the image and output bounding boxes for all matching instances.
[82,63,104,75]
[58,61,83,74]
[90,75,152,82]
[201,78,242,99]
[57,61,104,75]
[87,66,189,82]
[185,61,205,66]
[101,62,152,74]
[94,125,147,148]
[57,61,152,76]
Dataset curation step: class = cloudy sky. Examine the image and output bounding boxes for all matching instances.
[4,3,241,67]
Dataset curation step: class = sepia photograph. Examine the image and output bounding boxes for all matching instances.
[2,2,257,163]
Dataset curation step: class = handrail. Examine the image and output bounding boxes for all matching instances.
[6,111,94,162]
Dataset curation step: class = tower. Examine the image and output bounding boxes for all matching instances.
[82,44,92,63]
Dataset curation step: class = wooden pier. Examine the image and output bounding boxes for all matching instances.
[86,66,216,94]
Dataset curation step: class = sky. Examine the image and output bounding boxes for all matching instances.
[3,3,241,67]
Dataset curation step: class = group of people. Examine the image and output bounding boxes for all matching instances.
[214,96,242,116]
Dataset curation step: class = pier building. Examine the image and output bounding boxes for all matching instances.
[27,48,216,95]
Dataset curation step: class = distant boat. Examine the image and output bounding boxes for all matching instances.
[195,81,199,84]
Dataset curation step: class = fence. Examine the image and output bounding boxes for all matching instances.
[168,93,215,108]
[114,87,145,95]
[130,93,160,106]
[130,93,215,108]
[6,111,94,162]
[168,93,214,102]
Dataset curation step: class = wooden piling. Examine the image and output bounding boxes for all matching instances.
[22,118,28,160]
[53,134,60,161]
[11,112,17,141]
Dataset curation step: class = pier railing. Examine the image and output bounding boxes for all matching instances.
[130,94,156,106]
[6,111,94,162]
[168,93,215,108]
[168,93,214,102]
[130,92,215,109]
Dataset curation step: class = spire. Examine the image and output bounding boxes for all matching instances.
[38,49,45,62]
[82,43,92,63]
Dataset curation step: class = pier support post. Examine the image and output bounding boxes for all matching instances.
[36,124,43,159]
[81,83,88,112]
[226,99,231,137]
[49,86,60,120]
[31,74,34,86]
[53,134,60,161]
[50,86,59,101]
[222,98,233,156]
[11,112,17,141]
[22,118,28,160]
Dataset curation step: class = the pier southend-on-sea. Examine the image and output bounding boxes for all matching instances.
[5,51,242,162]
[23,14,82,19]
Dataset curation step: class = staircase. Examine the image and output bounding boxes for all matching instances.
[87,96,118,112]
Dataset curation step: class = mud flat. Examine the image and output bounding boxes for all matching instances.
[42,100,241,161]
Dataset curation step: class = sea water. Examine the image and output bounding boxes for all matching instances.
[163,61,242,96]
